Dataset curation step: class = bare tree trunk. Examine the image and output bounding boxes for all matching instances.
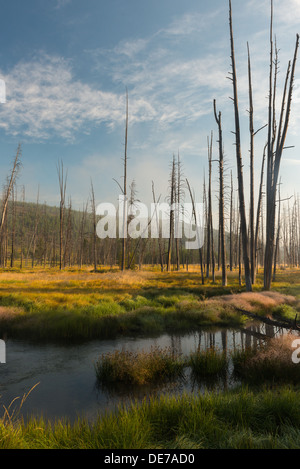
[20,186,25,270]
[90,180,97,272]
[0,144,21,239]
[42,202,48,268]
[206,133,213,278]
[64,198,73,267]
[238,221,242,286]
[167,156,176,272]
[30,187,40,268]
[152,181,164,272]
[121,89,129,271]
[175,153,183,271]
[229,0,252,291]
[186,179,204,285]
[10,186,16,268]
[254,144,266,280]
[264,0,299,289]
[214,100,227,287]
[247,42,255,285]
[273,184,281,281]
[229,171,233,271]
[57,160,67,270]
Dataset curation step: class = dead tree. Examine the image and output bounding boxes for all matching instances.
[167,155,176,272]
[264,0,299,290]
[186,178,204,284]
[42,202,49,268]
[247,42,255,285]
[254,144,267,278]
[175,153,184,271]
[78,201,88,268]
[229,171,233,271]
[0,144,21,240]
[121,89,129,271]
[57,160,67,270]
[152,181,164,272]
[10,185,16,268]
[64,198,73,267]
[228,0,252,291]
[90,180,97,271]
[20,185,25,269]
[246,43,267,281]
[213,100,227,287]
[273,182,281,281]
[29,187,40,268]
[206,132,214,279]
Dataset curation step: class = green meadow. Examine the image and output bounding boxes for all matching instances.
[0,266,298,341]
[1,266,300,449]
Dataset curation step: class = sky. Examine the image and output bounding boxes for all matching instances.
[0,0,299,220]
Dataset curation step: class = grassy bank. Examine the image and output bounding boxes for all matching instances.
[0,267,298,340]
[1,386,300,449]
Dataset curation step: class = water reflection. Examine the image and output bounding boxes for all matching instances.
[0,323,288,423]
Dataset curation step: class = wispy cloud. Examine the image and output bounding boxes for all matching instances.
[1,2,298,146]
[246,0,300,29]
[55,0,72,9]
[0,6,229,143]
[0,55,156,141]
[160,9,225,38]
[89,9,230,130]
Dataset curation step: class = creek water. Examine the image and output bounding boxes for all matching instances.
[0,324,280,423]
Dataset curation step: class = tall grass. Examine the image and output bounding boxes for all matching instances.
[189,348,228,379]
[0,267,298,340]
[232,334,300,385]
[2,386,300,448]
[95,346,185,386]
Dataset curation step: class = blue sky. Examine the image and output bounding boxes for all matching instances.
[0,0,299,218]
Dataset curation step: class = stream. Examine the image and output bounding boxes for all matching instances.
[0,324,281,423]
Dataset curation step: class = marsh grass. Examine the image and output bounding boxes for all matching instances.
[189,348,228,379]
[2,386,300,448]
[95,346,185,386]
[232,334,300,385]
[95,344,232,390]
[0,267,299,340]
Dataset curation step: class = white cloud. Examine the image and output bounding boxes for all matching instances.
[0,47,229,143]
[1,2,297,148]
[55,0,71,9]
[0,55,156,141]
[114,39,149,58]
[246,0,300,28]
[159,8,225,38]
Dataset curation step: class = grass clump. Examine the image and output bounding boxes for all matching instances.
[189,348,228,379]
[95,346,185,386]
[95,345,231,388]
[232,334,300,385]
[272,303,298,322]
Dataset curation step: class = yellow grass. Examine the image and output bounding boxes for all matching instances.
[0,265,299,340]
